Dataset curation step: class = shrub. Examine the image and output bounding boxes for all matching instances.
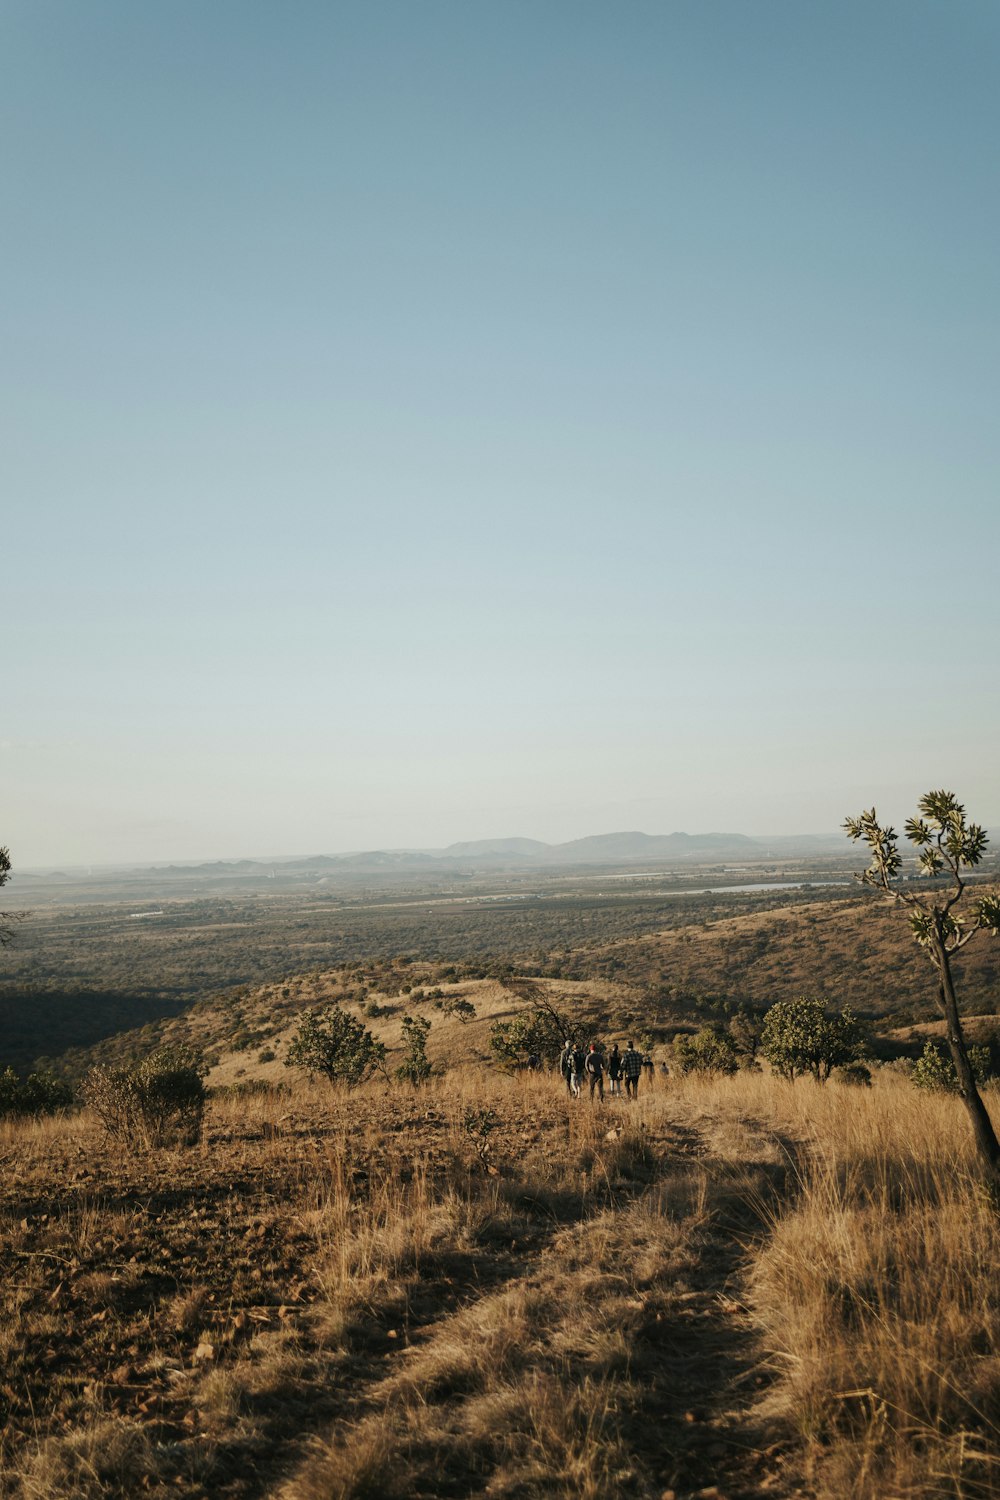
[396,1015,433,1085]
[835,1061,873,1087]
[439,994,477,1023]
[672,1026,740,1076]
[82,1048,207,1148]
[0,1067,74,1119]
[912,1040,994,1093]
[462,1107,502,1171]
[284,1005,386,1087]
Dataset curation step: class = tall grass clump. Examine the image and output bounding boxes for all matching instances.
[751,1078,1000,1498]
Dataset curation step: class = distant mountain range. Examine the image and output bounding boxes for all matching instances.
[435,831,846,865]
[95,828,848,879]
[20,829,858,882]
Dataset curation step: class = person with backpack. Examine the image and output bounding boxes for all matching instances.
[622,1040,642,1099]
[607,1043,623,1097]
[570,1043,586,1098]
[559,1040,575,1096]
[585,1043,605,1102]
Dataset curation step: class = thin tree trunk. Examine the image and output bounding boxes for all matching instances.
[935,951,1000,1183]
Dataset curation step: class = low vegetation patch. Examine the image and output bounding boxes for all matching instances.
[81,1047,206,1149]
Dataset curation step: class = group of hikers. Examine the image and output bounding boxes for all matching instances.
[557,1039,654,1101]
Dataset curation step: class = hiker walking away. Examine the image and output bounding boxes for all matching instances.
[622,1040,642,1099]
[585,1043,605,1102]
[607,1043,623,1097]
[570,1043,586,1098]
[559,1040,575,1096]
[642,1051,655,1085]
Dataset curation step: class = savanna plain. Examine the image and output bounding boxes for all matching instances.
[3,855,1000,1499]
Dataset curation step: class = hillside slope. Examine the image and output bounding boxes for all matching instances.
[576,894,1000,1019]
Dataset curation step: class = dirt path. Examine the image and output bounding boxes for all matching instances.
[270,1113,809,1500]
[1,1089,810,1500]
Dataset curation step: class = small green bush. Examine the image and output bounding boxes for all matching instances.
[0,1067,74,1119]
[396,1015,433,1085]
[912,1040,993,1093]
[673,1026,739,1076]
[82,1048,207,1148]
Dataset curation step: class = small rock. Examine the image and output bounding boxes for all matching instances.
[193,1342,216,1363]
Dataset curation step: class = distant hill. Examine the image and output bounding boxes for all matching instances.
[545,831,761,863]
[442,838,550,859]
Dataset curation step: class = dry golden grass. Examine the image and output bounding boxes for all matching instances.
[2,1065,1000,1498]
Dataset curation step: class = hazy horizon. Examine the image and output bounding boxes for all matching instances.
[6,2,998,869]
[16,815,1000,877]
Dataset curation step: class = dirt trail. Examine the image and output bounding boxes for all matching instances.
[273,1113,808,1500]
[1,1088,810,1500]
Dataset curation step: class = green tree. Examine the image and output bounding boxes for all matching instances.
[845,792,1000,1182]
[285,1005,386,1087]
[760,998,868,1083]
[673,1025,739,1076]
[729,1008,764,1064]
[438,994,477,1023]
[489,977,570,1069]
[488,1012,561,1071]
[396,1015,432,1084]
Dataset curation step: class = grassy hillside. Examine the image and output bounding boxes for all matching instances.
[49,969,647,1087]
[3,1067,999,1498]
[577,892,1000,1020]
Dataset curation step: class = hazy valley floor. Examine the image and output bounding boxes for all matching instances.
[2,1071,999,1499]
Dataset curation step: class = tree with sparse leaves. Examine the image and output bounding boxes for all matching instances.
[489,978,571,1070]
[285,1005,386,1088]
[845,791,1000,1182]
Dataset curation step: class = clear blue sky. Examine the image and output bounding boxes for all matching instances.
[4,1,999,866]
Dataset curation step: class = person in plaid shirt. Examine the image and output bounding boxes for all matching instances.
[621,1040,643,1098]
